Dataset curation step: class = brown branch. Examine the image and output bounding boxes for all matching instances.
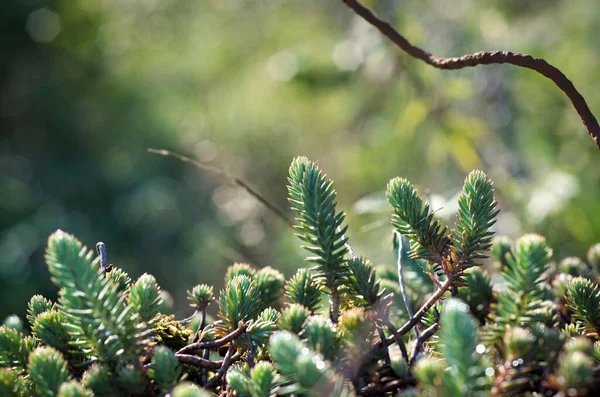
[342,0,600,150]
[409,322,440,365]
[205,344,236,389]
[175,354,223,369]
[177,324,247,354]
[176,351,241,369]
[148,149,295,226]
[386,276,453,345]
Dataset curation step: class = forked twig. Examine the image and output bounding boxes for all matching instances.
[409,322,440,365]
[342,0,600,149]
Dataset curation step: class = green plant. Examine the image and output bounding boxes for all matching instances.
[2,157,600,396]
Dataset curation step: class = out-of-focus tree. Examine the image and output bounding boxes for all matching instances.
[1,0,599,319]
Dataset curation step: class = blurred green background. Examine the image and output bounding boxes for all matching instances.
[2,0,599,321]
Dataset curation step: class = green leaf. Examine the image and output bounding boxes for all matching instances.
[249,361,277,397]
[457,269,493,324]
[148,346,180,393]
[28,347,70,397]
[566,277,600,334]
[302,315,338,361]
[186,284,214,310]
[27,295,54,327]
[285,269,321,313]
[45,230,146,363]
[225,263,256,284]
[129,273,163,323]
[255,266,285,310]
[117,364,147,395]
[451,170,499,269]
[279,304,310,335]
[248,311,279,348]
[269,331,304,376]
[2,316,22,333]
[218,275,262,330]
[346,257,381,306]
[57,381,93,397]
[81,365,115,397]
[386,177,447,262]
[0,326,36,370]
[0,368,31,396]
[31,310,70,355]
[438,299,488,394]
[227,368,251,395]
[288,157,349,291]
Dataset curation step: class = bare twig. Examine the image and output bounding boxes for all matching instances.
[177,324,247,354]
[377,328,391,365]
[201,349,210,386]
[205,345,236,389]
[409,322,440,366]
[386,276,453,344]
[380,315,409,364]
[341,0,600,149]
[175,354,223,369]
[148,149,294,226]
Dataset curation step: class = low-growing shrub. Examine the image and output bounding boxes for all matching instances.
[2,156,600,396]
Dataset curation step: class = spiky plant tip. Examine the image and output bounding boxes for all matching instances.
[28,346,70,397]
[27,295,54,324]
[32,310,70,354]
[130,273,163,324]
[256,266,285,310]
[287,156,349,292]
[187,284,214,310]
[225,262,257,284]
[148,345,181,393]
[452,169,499,270]
[285,268,322,313]
[386,176,447,262]
[566,277,600,334]
[346,257,382,306]
[302,315,338,360]
[218,275,262,330]
[279,304,311,335]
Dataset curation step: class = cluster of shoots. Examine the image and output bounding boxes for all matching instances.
[1,156,600,396]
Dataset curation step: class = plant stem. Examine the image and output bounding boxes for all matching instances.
[386,276,453,344]
[177,324,247,354]
[205,345,235,389]
[330,284,341,324]
[409,322,440,365]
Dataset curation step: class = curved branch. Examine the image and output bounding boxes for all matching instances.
[177,324,247,354]
[342,0,600,149]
